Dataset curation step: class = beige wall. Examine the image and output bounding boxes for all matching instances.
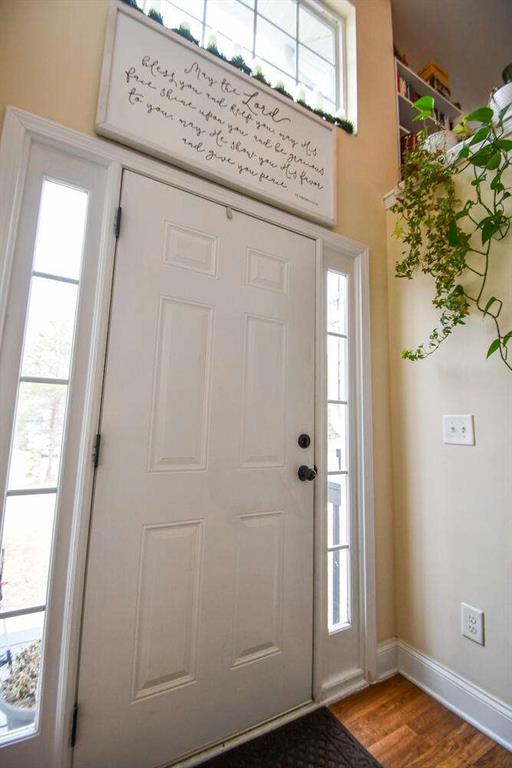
[387,167,512,702]
[0,0,398,642]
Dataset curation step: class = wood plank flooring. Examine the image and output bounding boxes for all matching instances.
[330,675,512,767]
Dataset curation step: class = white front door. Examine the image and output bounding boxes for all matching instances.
[75,171,316,768]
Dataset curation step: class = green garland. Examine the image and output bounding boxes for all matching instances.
[123,0,354,134]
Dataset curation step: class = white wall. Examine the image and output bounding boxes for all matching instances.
[386,163,512,705]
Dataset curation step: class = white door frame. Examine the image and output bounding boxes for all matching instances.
[0,106,376,768]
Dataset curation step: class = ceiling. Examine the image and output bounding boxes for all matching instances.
[391,0,512,113]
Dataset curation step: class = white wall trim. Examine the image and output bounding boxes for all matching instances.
[320,668,369,707]
[375,639,512,752]
[0,106,377,768]
[376,638,399,682]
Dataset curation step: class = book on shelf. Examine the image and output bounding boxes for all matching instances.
[397,73,454,130]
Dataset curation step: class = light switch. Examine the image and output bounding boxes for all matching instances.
[442,414,475,445]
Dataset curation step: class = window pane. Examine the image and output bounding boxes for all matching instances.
[204,25,252,62]
[327,271,347,335]
[328,402,347,472]
[299,4,335,63]
[8,383,67,491]
[255,60,296,93]
[327,334,347,402]
[256,16,296,78]
[33,180,88,280]
[162,0,204,22]
[0,613,44,737]
[159,1,204,40]
[299,45,335,102]
[258,0,297,36]
[206,0,254,51]
[328,475,348,548]
[328,548,349,630]
[21,277,78,380]
[0,495,55,613]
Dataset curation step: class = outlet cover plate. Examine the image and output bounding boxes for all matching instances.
[461,602,485,645]
[443,414,475,445]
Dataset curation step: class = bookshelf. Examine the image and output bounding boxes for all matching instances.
[395,58,462,167]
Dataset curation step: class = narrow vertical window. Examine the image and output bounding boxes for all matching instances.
[0,180,88,740]
[326,270,350,632]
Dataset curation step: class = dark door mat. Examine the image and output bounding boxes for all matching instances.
[201,707,383,767]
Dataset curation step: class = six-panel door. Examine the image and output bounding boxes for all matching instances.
[75,171,316,768]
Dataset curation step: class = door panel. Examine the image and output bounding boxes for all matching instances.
[75,171,316,768]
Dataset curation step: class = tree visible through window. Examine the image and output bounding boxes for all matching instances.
[0,180,88,740]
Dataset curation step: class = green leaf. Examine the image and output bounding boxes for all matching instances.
[468,126,491,145]
[457,146,470,160]
[502,330,512,347]
[496,138,512,151]
[499,103,512,121]
[468,145,494,167]
[447,220,460,246]
[481,217,501,244]
[490,174,503,190]
[483,296,500,317]
[486,152,501,170]
[486,338,501,358]
[413,95,435,113]
[465,107,494,124]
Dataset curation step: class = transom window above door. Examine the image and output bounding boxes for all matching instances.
[141,0,347,116]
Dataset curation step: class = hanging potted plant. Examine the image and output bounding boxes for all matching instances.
[0,641,40,730]
[392,95,512,371]
[490,63,512,122]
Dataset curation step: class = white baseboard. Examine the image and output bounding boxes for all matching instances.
[390,640,512,752]
[319,667,369,706]
[376,638,399,682]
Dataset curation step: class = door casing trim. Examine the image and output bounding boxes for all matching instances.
[0,106,376,768]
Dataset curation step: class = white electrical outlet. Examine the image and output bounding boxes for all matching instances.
[443,414,475,445]
[461,603,485,645]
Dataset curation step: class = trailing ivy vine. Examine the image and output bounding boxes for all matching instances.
[392,96,512,371]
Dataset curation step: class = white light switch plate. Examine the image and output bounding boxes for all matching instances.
[442,414,475,445]
[461,602,485,645]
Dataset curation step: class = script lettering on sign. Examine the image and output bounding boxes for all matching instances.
[97,3,336,224]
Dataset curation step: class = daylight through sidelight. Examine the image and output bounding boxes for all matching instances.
[0,180,88,740]
[326,270,350,632]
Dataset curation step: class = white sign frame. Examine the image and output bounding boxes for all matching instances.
[97,1,337,225]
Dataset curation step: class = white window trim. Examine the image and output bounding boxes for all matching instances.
[320,0,358,129]
[0,105,374,768]
[141,0,357,124]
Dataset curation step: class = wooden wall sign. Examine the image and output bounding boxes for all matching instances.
[97,2,337,225]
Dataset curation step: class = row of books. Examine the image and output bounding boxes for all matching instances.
[399,132,419,163]
[397,74,453,130]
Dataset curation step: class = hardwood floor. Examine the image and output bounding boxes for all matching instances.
[330,675,512,767]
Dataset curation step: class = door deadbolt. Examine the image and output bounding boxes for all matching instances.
[298,433,311,448]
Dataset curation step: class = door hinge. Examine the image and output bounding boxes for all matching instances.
[114,206,122,238]
[93,433,101,468]
[70,703,79,747]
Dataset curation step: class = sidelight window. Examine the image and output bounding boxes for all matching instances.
[326,270,351,632]
[0,180,88,740]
